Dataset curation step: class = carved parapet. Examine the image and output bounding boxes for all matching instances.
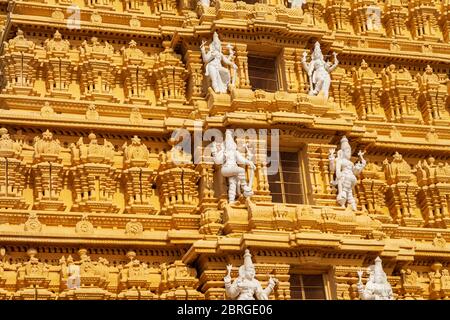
[117,251,157,300]
[383,0,408,38]
[122,136,157,214]
[351,60,385,121]
[153,41,188,107]
[121,40,152,105]
[157,137,199,215]
[408,0,441,41]
[0,128,27,209]
[59,249,112,300]
[42,31,76,99]
[70,133,119,213]
[415,158,450,227]
[14,249,55,300]
[32,130,65,211]
[324,0,351,32]
[415,65,449,125]
[356,162,390,223]
[1,30,38,96]
[350,1,383,36]
[159,261,204,300]
[79,37,119,103]
[383,152,422,227]
[428,262,450,300]
[85,0,115,10]
[380,65,421,124]
[399,269,424,300]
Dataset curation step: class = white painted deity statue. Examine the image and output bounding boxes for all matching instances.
[288,0,306,9]
[301,41,338,100]
[329,136,366,211]
[198,0,210,7]
[224,249,278,300]
[200,32,237,94]
[211,130,255,203]
[357,257,394,300]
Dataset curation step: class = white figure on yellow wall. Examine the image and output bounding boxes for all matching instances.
[224,249,278,300]
[301,41,339,100]
[211,130,255,203]
[200,32,237,94]
[328,136,366,211]
[288,0,306,9]
[357,257,394,300]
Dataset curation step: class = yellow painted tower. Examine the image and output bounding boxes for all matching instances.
[0,0,449,300]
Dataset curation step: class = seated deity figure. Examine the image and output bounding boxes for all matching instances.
[357,257,394,300]
[200,32,237,94]
[329,136,366,211]
[211,130,255,203]
[301,41,339,100]
[224,249,278,300]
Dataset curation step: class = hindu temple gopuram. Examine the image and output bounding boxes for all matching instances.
[0,0,449,300]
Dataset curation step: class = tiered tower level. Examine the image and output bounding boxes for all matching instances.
[0,0,449,300]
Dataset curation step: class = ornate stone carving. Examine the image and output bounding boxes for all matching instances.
[75,214,94,234]
[416,157,450,227]
[380,64,420,123]
[400,268,423,299]
[43,31,75,99]
[32,130,65,211]
[201,32,237,94]
[24,212,43,232]
[125,219,143,235]
[122,136,157,214]
[117,251,154,299]
[301,42,338,100]
[121,40,150,105]
[1,29,38,95]
[357,257,394,300]
[85,103,100,120]
[40,102,55,117]
[59,249,112,299]
[224,250,278,300]
[70,133,119,213]
[14,249,54,300]
[157,137,199,215]
[0,128,27,209]
[159,260,204,299]
[329,136,366,211]
[79,37,118,103]
[211,129,255,203]
[383,152,422,227]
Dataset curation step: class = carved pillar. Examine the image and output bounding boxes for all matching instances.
[185,49,205,101]
[280,48,298,93]
[234,44,251,89]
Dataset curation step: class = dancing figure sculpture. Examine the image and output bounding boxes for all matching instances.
[224,249,278,300]
[211,130,255,203]
[200,32,237,94]
[357,257,394,300]
[301,41,339,100]
[329,136,366,211]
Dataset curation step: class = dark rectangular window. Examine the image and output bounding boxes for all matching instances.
[242,0,259,4]
[248,55,278,92]
[268,151,303,204]
[290,274,327,300]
